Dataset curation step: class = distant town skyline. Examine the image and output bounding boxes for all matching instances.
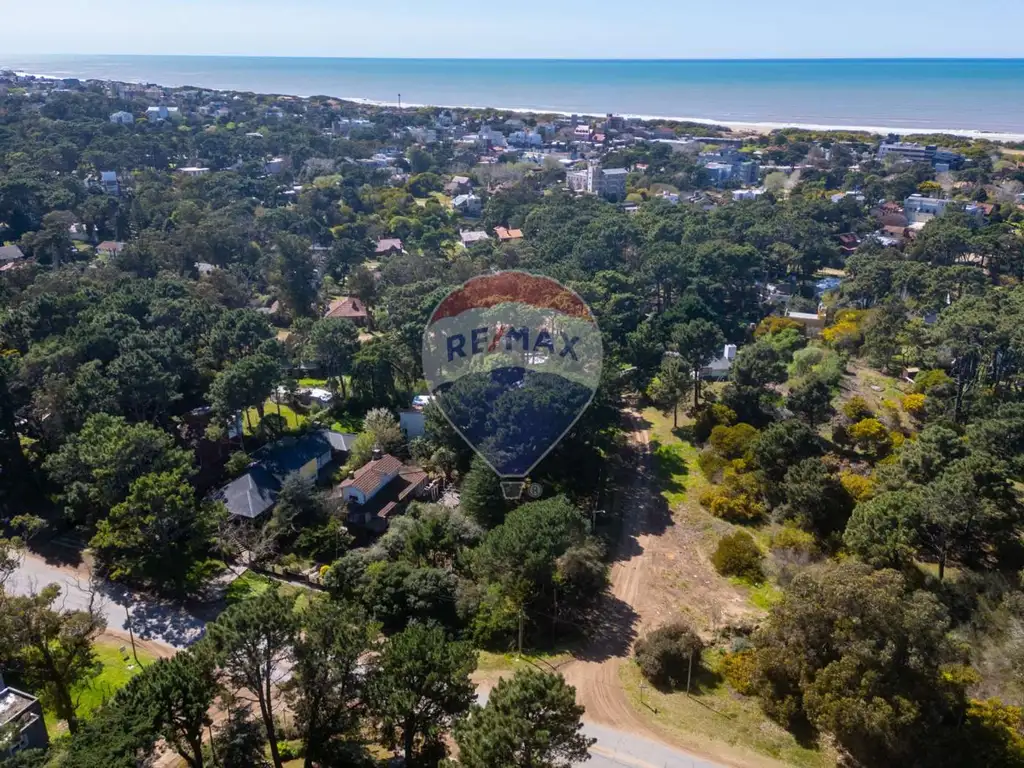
[5,0,1024,59]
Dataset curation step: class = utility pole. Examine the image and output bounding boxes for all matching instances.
[124,600,139,665]
[517,610,525,659]
[686,650,694,694]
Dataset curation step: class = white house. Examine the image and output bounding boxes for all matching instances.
[509,130,544,148]
[408,126,438,144]
[99,171,120,196]
[178,167,210,177]
[478,126,508,148]
[339,454,405,506]
[452,194,482,216]
[786,309,827,335]
[399,395,433,439]
[702,344,739,380]
[67,223,89,243]
[904,194,985,224]
[145,105,181,122]
[460,230,490,247]
[733,188,766,202]
[109,111,134,125]
[264,157,286,174]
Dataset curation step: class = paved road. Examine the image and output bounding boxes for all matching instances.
[586,721,724,767]
[11,553,724,766]
[6,551,209,649]
[476,685,725,768]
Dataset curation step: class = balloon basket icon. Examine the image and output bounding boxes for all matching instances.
[500,481,526,500]
[499,480,545,501]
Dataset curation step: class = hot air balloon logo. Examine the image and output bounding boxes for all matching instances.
[421,272,603,499]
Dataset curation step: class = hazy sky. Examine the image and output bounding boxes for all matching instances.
[5,0,1024,59]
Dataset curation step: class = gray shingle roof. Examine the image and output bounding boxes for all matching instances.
[0,245,25,262]
[214,466,279,519]
[214,429,355,518]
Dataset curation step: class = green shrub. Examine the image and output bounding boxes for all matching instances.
[769,524,818,558]
[790,346,824,377]
[849,417,893,458]
[224,451,253,478]
[277,740,304,761]
[700,472,765,522]
[697,450,729,481]
[709,423,759,460]
[720,649,758,695]
[693,403,737,444]
[814,350,847,387]
[841,395,873,422]
[634,621,704,689]
[711,531,764,583]
[913,369,952,394]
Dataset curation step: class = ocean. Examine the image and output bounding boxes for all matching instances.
[5,55,1024,138]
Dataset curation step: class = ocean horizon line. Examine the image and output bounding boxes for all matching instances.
[10,54,1024,63]
[14,67,1024,142]
[8,56,1024,139]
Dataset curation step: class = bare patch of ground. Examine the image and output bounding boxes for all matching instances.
[557,407,797,768]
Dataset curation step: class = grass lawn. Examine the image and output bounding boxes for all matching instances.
[226,569,274,604]
[226,570,316,614]
[620,661,835,768]
[843,363,908,419]
[243,399,308,435]
[44,639,157,736]
[331,413,363,433]
[641,406,709,508]
[476,650,573,676]
[737,581,782,614]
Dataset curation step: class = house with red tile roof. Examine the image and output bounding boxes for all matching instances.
[337,453,428,532]
[324,296,369,326]
[96,241,125,257]
[374,238,403,254]
[494,227,523,241]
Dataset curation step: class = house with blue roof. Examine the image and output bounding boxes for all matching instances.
[212,429,358,520]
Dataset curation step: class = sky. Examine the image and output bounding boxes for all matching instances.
[4,0,1024,59]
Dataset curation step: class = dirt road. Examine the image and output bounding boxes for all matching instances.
[561,411,659,731]
[559,410,768,768]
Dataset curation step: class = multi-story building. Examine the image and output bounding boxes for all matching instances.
[703,161,735,185]
[700,152,760,187]
[508,130,544,148]
[878,141,965,170]
[904,194,984,224]
[0,675,48,758]
[736,160,760,185]
[601,167,628,202]
[566,162,628,202]
[99,171,121,196]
